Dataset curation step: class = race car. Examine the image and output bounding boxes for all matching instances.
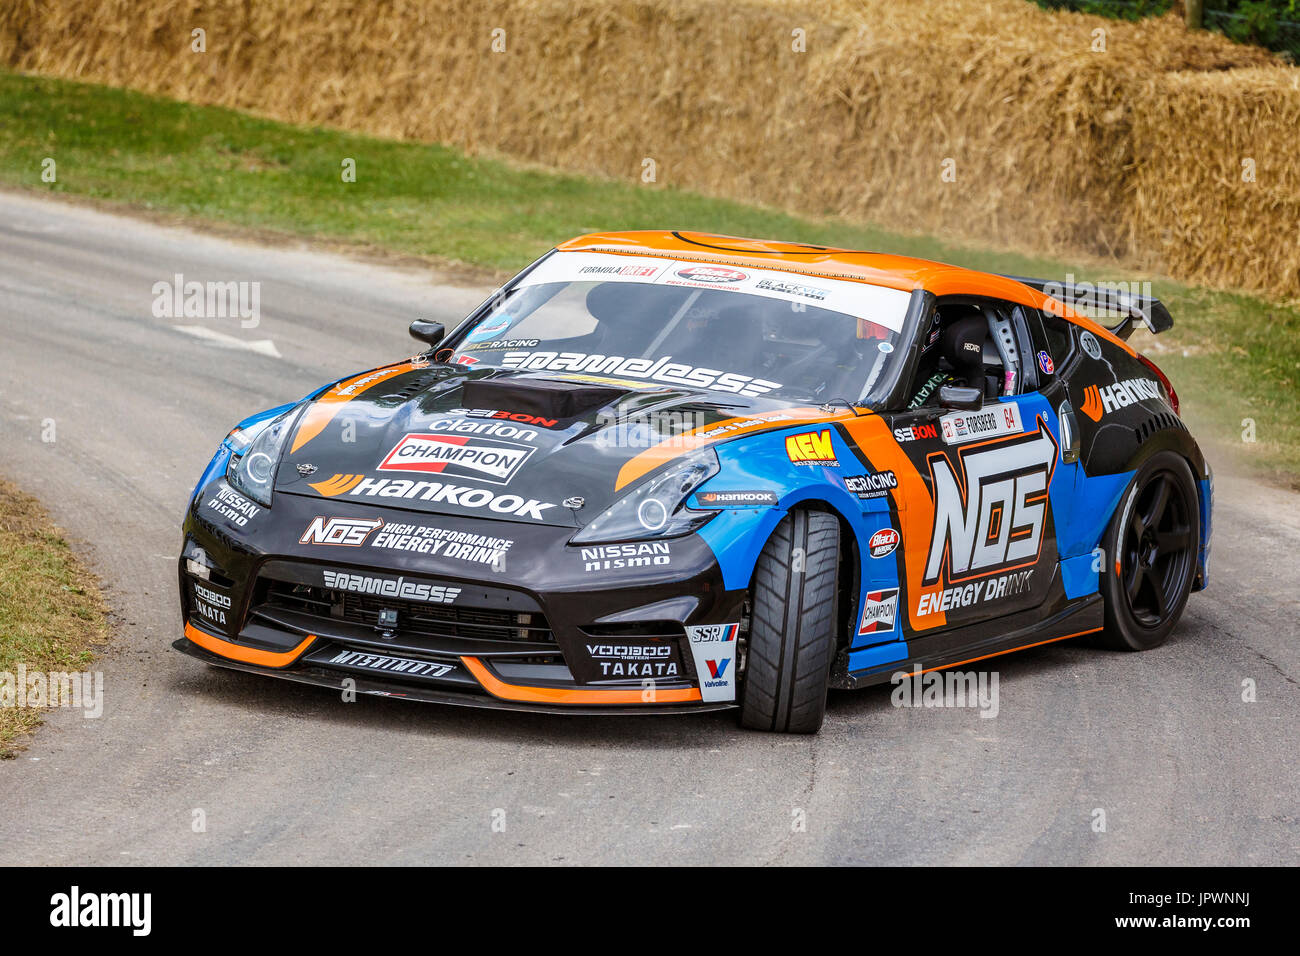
[175,231,1212,733]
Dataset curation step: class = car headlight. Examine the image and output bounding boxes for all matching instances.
[225,406,301,507]
[571,450,719,544]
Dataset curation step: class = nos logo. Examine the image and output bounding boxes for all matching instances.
[923,420,1058,586]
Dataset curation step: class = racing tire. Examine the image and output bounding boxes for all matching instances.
[739,510,840,733]
[1098,451,1200,651]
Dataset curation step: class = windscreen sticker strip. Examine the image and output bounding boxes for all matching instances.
[516,251,912,333]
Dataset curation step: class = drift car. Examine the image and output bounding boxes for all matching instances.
[176,231,1211,733]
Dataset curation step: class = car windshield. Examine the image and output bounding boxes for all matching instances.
[445,251,913,403]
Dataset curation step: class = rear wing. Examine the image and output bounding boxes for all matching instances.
[1000,274,1173,341]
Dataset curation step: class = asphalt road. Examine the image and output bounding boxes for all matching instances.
[0,191,1296,865]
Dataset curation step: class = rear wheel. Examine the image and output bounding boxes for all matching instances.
[1099,452,1199,650]
[739,510,840,733]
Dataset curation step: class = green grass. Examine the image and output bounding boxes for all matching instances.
[2,70,1297,484]
[0,478,109,755]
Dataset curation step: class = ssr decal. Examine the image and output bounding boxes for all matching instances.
[785,429,838,466]
[685,623,739,702]
[379,433,534,484]
[1079,378,1161,422]
[869,528,900,558]
[300,516,384,546]
[858,588,899,636]
[923,420,1058,592]
[940,403,1023,445]
[321,569,461,605]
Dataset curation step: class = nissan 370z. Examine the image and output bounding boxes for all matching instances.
[175,231,1212,733]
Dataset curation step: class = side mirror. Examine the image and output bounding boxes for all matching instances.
[939,384,983,411]
[408,319,445,348]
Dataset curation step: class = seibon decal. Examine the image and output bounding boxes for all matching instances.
[923,420,1058,589]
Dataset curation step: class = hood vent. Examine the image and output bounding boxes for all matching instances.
[461,375,627,421]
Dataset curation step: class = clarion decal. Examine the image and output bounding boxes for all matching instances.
[923,421,1057,588]
[321,570,461,604]
[580,542,671,572]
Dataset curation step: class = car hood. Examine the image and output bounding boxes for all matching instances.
[274,359,813,527]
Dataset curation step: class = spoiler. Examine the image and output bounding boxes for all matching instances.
[1000,274,1173,341]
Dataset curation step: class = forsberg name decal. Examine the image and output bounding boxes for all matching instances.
[939,403,1023,444]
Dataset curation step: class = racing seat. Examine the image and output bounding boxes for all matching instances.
[941,314,1000,399]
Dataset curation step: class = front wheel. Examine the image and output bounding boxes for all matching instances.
[1099,451,1200,651]
[739,510,840,733]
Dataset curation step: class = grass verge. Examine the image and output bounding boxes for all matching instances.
[1,70,1297,485]
[0,477,110,756]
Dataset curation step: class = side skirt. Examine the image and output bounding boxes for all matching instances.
[841,594,1104,690]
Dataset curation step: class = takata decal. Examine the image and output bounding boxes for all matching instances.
[1078,378,1161,422]
[869,528,900,558]
[858,589,899,636]
[379,433,535,484]
[785,429,838,466]
[922,419,1058,592]
[300,516,384,546]
[939,403,1023,444]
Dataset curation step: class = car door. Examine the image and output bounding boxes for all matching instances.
[883,300,1079,639]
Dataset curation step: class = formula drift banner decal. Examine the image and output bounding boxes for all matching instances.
[516,251,913,333]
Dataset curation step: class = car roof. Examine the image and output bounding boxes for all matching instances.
[556,230,1136,355]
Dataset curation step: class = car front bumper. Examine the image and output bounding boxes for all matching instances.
[176,481,746,712]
